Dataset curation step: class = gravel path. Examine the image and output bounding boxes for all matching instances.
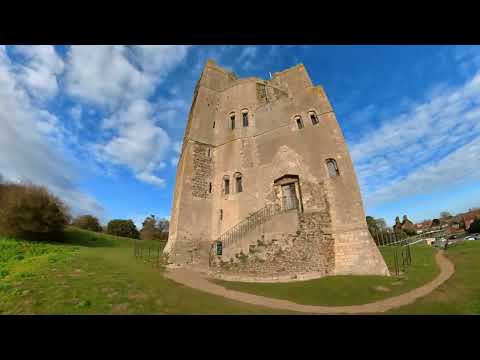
[165,251,454,314]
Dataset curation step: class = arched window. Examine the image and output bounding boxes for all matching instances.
[234,172,243,193]
[309,111,319,125]
[326,159,340,177]
[295,115,304,129]
[229,113,235,129]
[223,175,230,195]
[242,109,249,127]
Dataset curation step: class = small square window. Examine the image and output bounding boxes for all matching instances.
[224,179,230,194]
[236,176,242,193]
[326,159,340,177]
[242,112,248,127]
[296,117,304,129]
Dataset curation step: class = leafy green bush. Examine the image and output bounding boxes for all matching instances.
[106,219,139,239]
[72,215,102,233]
[0,182,70,239]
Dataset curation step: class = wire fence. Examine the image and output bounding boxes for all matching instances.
[373,228,447,276]
[133,240,166,268]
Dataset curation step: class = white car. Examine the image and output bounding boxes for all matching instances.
[465,235,476,241]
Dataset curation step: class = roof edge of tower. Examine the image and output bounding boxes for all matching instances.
[203,58,238,79]
[272,63,305,78]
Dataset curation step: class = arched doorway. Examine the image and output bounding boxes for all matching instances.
[273,175,303,212]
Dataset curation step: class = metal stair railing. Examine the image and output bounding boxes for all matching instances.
[215,199,299,250]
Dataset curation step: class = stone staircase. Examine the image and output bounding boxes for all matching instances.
[209,203,300,267]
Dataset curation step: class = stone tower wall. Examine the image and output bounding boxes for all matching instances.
[165,59,389,278]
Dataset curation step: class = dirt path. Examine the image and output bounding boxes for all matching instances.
[165,251,455,314]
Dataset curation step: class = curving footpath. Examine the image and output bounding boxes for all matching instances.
[165,251,455,314]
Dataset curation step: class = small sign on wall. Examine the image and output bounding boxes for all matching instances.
[216,241,223,256]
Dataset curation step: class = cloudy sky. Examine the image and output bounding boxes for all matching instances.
[1,45,480,227]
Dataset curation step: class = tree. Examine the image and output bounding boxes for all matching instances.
[157,218,169,232]
[440,211,453,219]
[140,215,160,241]
[106,219,139,239]
[0,182,70,239]
[157,218,169,240]
[468,219,480,233]
[72,215,102,232]
[375,218,388,231]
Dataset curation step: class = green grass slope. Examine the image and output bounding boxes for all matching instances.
[0,228,288,314]
[214,244,440,306]
[388,240,480,314]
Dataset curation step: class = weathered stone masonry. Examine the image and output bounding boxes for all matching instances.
[191,142,213,199]
[165,59,389,281]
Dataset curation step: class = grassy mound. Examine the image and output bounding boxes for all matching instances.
[389,240,480,314]
[214,244,439,306]
[0,228,287,314]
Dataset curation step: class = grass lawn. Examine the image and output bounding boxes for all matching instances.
[3,227,480,314]
[388,240,480,314]
[214,244,440,306]
[0,227,288,314]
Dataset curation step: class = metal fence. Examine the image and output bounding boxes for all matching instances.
[372,228,447,276]
[133,240,165,268]
[390,239,412,276]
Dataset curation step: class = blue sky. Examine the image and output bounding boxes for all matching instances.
[1,45,480,227]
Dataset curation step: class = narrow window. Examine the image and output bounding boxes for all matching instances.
[310,112,319,125]
[224,176,230,195]
[234,172,243,193]
[230,114,235,129]
[220,209,223,221]
[207,148,211,158]
[213,121,215,128]
[295,116,304,129]
[326,159,340,177]
[209,182,212,193]
[242,111,249,127]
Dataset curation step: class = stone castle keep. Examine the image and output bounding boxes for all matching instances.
[164,59,389,281]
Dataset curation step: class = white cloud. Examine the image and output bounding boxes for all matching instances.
[11,45,64,99]
[236,46,259,71]
[0,46,103,218]
[69,104,82,121]
[94,99,171,187]
[65,45,190,108]
[352,70,480,206]
[365,136,480,205]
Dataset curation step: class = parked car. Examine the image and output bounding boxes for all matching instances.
[465,235,476,241]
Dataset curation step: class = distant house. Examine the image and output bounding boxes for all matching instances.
[415,219,433,233]
[394,215,416,235]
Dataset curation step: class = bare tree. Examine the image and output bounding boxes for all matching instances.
[440,211,453,219]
